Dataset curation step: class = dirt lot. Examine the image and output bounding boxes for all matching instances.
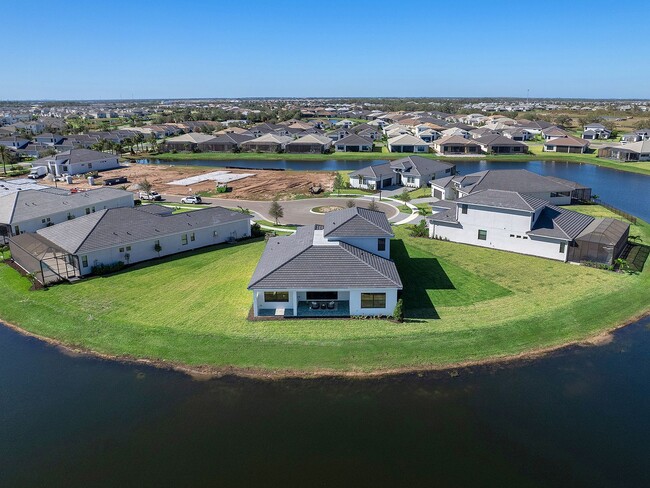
[38,163,336,200]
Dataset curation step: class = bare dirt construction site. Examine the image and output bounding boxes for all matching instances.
[39,163,336,200]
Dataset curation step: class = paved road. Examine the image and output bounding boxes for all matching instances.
[161,194,402,226]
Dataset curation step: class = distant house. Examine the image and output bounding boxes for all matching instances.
[432,135,481,155]
[0,136,29,149]
[620,132,643,144]
[34,133,64,146]
[516,120,554,134]
[31,149,120,176]
[429,169,591,204]
[248,207,402,318]
[349,156,455,190]
[541,126,570,140]
[469,127,500,140]
[0,187,134,238]
[161,133,218,152]
[582,123,611,140]
[416,128,440,143]
[197,133,254,152]
[501,128,532,141]
[326,128,352,141]
[474,134,527,154]
[335,119,355,128]
[240,134,293,152]
[285,134,332,154]
[440,127,470,139]
[334,134,374,152]
[387,134,429,153]
[357,127,381,141]
[598,140,650,162]
[543,135,590,154]
[427,189,628,264]
[9,206,252,284]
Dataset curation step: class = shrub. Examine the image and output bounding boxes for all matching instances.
[393,298,404,323]
[251,222,264,237]
[409,220,428,238]
[91,261,125,276]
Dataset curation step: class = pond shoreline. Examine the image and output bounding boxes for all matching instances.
[2,310,647,381]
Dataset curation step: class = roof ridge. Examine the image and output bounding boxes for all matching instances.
[338,242,401,286]
[71,208,110,253]
[247,240,314,288]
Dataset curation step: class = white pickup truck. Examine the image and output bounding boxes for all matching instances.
[139,191,162,201]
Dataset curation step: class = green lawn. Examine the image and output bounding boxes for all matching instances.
[0,211,648,373]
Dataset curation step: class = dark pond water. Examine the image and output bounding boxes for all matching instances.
[1,318,649,487]
[139,158,650,222]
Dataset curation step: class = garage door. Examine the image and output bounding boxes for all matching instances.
[433,189,442,199]
[383,178,392,188]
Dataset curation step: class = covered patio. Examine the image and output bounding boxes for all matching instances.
[253,290,352,318]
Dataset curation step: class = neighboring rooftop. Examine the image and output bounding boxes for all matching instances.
[323,207,393,238]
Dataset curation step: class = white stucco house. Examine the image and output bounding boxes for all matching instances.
[387,134,429,153]
[9,205,252,284]
[248,207,402,318]
[31,148,120,176]
[427,189,628,263]
[349,156,456,190]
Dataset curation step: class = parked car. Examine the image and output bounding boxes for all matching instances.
[28,166,47,179]
[180,195,202,204]
[139,191,162,201]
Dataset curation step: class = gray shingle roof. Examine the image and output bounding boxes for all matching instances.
[323,207,393,238]
[348,162,393,179]
[335,134,374,146]
[474,134,527,147]
[528,205,594,240]
[0,187,133,225]
[37,206,251,254]
[455,189,548,212]
[453,169,584,195]
[390,155,455,176]
[31,148,118,166]
[248,226,402,290]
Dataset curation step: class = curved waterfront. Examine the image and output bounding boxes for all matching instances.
[1,318,649,487]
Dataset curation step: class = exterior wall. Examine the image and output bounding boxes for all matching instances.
[333,236,391,259]
[431,184,455,200]
[77,218,251,275]
[429,205,569,262]
[349,288,398,316]
[44,156,120,176]
[10,194,134,236]
[389,144,428,153]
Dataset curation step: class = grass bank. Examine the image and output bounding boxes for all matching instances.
[127,150,650,176]
[0,209,648,375]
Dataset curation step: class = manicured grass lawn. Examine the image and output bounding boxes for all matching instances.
[407,187,431,199]
[0,212,648,373]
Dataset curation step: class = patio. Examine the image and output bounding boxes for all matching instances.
[258,301,350,318]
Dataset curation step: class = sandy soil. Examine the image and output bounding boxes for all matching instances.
[39,163,336,201]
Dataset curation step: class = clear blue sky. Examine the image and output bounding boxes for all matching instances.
[3,0,647,100]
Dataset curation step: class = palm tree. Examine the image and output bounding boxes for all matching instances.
[0,145,9,175]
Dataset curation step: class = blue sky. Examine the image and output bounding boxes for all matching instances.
[3,0,647,100]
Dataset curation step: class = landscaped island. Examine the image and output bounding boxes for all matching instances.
[0,206,647,377]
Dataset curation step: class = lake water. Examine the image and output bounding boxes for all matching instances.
[139,158,650,222]
[1,318,649,487]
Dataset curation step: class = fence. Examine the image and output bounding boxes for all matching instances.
[592,198,637,225]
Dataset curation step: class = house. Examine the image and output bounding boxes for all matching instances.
[543,135,590,154]
[387,134,429,153]
[0,136,29,149]
[31,149,120,176]
[432,135,481,155]
[248,207,402,318]
[0,187,134,239]
[469,127,500,140]
[197,133,254,152]
[334,134,374,152]
[34,133,64,146]
[502,128,532,141]
[541,126,570,140]
[285,134,332,154]
[427,189,628,264]
[327,128,352,141]
[597,140,650,162]
[335,119,355,129]
[582,123,611,140]
[349,156,456,190]
[440,127,470,139]
[240,134,293,152]
[161,133,218,151]
[429,169,591,204]
[357,127,381,141]
[516,120,554,134]
[9,206,252,284]
[620,132,643,144]
[474,134,528,154]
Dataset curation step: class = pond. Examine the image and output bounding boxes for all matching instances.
[138,158,650,222]
[1,318,649,487]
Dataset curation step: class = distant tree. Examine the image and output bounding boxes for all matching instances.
[367,198,379,212]
[0,145,9,175]
[333,173,344,196]
[400,189,412,202]
[553,115,572,128]
[346,199,356,208]
[140,178,152,194]
[409,219,428,238]
[269,197,284,225]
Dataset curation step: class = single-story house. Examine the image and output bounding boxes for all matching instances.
[348,163,396,190]
[240,134,293,152]
[620,132,643,144]
[432,135,481,155]
[334,134,374,152]
[429,169,591,204]
[161,133,217,151]
[0,187,134,240]
[427,189,628,264]
[9,205,252,284]
[597,140,650,162]
[469,128,500,139]
[474,134,528,154]
[543,136,590,154]
[285,134,333,154]
[387,134,429,153]
[0,136,29,149]
[197,133,254,152]
[582,123,611,140]
[502,128,532,141]
[31,149,121,176]
[541,126,570,140]
[248,207,402,318]
[349,156,456,190]
[34,133,65,146]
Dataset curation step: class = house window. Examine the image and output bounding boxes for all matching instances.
[190,232,195,242]
[478,230,487,241]
[126,246,131,251]
[264,291,289,302]
[378,238,386,251]
[119,247,124,252]
[559,242,566,253]
[88,163,92,169]
[81,256,88,268]
[306,291,337,300]
[14,225,20,235]
[91,206,95,213]
[461,204,468,214]
[361,293,386,309]
[85,207,91,215]
[510,234,515,238]
[181,234,188,245]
